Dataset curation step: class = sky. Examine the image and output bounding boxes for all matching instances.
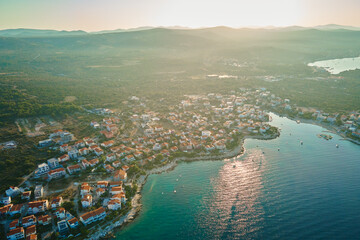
[0,0,360,31]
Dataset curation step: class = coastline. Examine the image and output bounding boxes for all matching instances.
[281,114,360,146]
[85,132,279,240]
[85,114,359,240]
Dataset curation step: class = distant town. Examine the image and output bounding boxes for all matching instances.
[1,88,359,240]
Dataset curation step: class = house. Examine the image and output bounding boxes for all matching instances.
[85,139,96,147]
[27,200,48,215]
[36,163,50,176]
[110,181,122,187]
[7,227,24,240]
[202,130,211,137]
[75,140,85,148]
[170,146,178,152]
[108,199,122,210]
[96,188,106,197]
[57,220,69,236]
[94,148,104,156]
[37,215,51,225]
[9,204,24,216]
[25,225,36,238]
[122,165,129,172]
[160,149,170,156]
[101,140,115,148]
[79,147,89,155]
[90,121,100,128]
[125,154,135,161]
[34,185,43,199]
[214,141,226,150]
[0,204,12,215]
[21,191,31,201]
[97,181,108,188]
[67,217,79,229]
[89,145,99,152]
[106,153,116,162]
[9,219,19,230]
[55,208,66,219]
[112,161,121,168]
[1,196,11,205]
[68,149,79,160]
[48,168,66,179]
[81,195,92,208]
[106,124,118,132]
[47,158,59,169]
[205,145,215,151]
[112,192,126,204]
[67,164,81,174]
[113,169,127,181]
[80,183,92,196]
[21,215,36,228]
[110,186,123,195]
[100,130,114,139]
[79,207,106,226]
[152,143,162,151]
[89,158,99,167]
[38,139,52,148]
[50,197,63,209]
[105,164,115,172]
[60,144,69,152]
[134,151,143,158]
[81,159,91,168]
[58,154,69,162]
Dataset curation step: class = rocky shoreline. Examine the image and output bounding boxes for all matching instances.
[85,132,280,240]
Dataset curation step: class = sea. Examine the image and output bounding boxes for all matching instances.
[308,56,360,74]
[116,113,360,239]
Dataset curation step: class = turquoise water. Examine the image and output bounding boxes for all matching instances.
[116,114,360,239]
[308,56,360,74]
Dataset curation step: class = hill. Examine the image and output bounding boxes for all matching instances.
[0,26,359,121]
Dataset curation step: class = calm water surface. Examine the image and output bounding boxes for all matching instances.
[308,56,360,74]
[116,113,360,239]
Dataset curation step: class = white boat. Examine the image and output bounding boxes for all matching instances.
[336,144,339,148]
[174,190,177,193]
[300,141,303,145]
[296,120,300,124]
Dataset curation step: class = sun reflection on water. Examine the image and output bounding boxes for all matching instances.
[197,149,266,238]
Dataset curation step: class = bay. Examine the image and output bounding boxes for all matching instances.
[116,113,360,239]
[308,56,360,74]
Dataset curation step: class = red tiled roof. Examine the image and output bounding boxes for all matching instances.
[7,227,24,237]
[80,207,105,221]
[68,217,78,224]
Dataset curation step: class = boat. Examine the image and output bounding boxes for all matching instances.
[173,190,177,193]
[296,120,300,124]
[278,148,280,151]
[176,179,179,182]
[336,144,339,148]
[300,141,303,145]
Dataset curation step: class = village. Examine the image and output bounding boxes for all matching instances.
[1,88,359,240]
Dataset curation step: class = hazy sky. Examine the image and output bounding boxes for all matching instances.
[1,0,360,31]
